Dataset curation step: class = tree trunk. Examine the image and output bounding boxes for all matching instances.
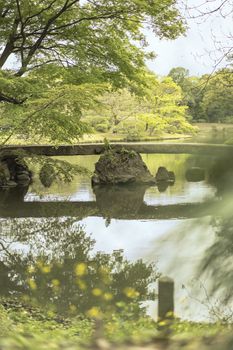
[0,41,14,68]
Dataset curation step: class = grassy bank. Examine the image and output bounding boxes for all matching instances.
[2,122,233,146]
[0,298,231,350]
[0,131,193,146]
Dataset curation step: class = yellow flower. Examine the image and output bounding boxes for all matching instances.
[86,307,102,319]
[103,293,113,301]
[76,279,87,290]
[41,265,51,274]
[51,279,60,292]
[75,263,87,276]
[27,265,35,274]
[28,278,37,290]
[92,288,102,297]
[51,279,60,287]
[123,287,139,299]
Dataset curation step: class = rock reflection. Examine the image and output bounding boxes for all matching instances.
[93,184,149,220]
[0,184,218,220]
[0,217,158,316]
[0,186,29,205]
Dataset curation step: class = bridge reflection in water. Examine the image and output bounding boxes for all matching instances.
[0,184,218,220]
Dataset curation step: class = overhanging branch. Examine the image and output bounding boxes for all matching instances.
[0,92,26,105]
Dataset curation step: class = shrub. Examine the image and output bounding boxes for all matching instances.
[95,123,109,133]
[0,305,12,337]
[124,130,142,142]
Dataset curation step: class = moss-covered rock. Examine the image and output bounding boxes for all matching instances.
[0,156,32,188]
[92,149,155,185]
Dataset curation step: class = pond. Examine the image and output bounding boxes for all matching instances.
[0,153,233,322]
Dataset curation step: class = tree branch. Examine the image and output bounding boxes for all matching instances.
[0,92,26,105]
[15,0,80,76]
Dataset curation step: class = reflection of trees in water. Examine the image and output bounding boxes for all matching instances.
[199,216,233,301]
[0,217,158,316]
[208,156,233,196]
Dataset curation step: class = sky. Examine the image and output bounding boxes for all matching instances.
[145,0,233,76]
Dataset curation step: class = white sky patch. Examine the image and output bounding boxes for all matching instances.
[145,0,233,76]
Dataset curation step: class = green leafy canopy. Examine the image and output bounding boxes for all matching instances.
[0,0,185,143]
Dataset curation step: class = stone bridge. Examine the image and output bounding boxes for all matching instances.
[1,142,233,156]
[0,200,219,220]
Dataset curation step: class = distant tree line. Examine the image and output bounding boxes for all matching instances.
[168,67,233,123]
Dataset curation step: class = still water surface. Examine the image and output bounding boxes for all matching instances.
[0,154,232,322]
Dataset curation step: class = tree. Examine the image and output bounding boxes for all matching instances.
[89,87,141,130]
[200,68,233,123]
[168,66,189,87]
[137,76,196,135]
[0,0,185,77]
[168,67,204,121]
[0,0,185,143]
[86,73,196,137]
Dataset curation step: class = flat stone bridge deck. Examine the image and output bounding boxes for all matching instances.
[1,142,233,156]
[0,200,219,219]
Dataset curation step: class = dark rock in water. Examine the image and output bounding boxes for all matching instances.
[92,149,155,185]
[0,162,10,187]
[4,181,18,188]
[16,173,31,185]
[17,170,30,176]
[39,163,56,187]
[0,156,32,188]
[185,167,205,182]
[155,167,176,192]
[156,167,175,183]
[156,167,170,182]
[168,171,175,183]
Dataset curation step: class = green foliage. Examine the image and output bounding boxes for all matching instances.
[0,70,106,144]
[95,123,109,133]
[137,77,197,135]
[200,69,233,123]
[35,157,91,185]
[0,0,185,143]
[0,305,12,337]
[168,67,203,119]
[87,74,195,137]
[0,218,158,317]
[0,0,185,75]
[168,67,233,123]
[124,129,142,142]
[168,67,190,86]
[0,300,229,350]
[91,87,142,128]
